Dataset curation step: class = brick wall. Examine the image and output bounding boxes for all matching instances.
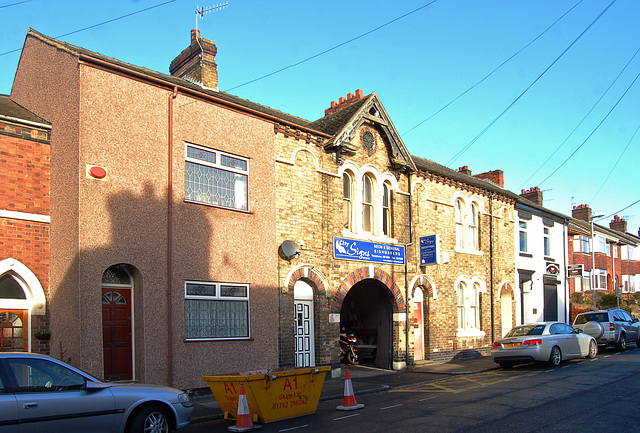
[0,121,51,354]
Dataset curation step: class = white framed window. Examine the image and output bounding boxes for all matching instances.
[362,174,374,233]
[543,227,551,256]
[455,199,465,248]
[596,235,609,255]
[592,269,607,290]
[622,275,631,293]
[184,281,249,340]
[185,143,248,211]
[343,172,354,230]
[519,221,528,253]
[382,182,391,237]
[468,203,479,250]
[457,281,480,332]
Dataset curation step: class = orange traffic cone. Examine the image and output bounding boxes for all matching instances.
[336,369,364,411]
[228,382,261,432]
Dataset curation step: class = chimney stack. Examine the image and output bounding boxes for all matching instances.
[458,166,472,176]
[610,215,627,233]
[520,187,543,206]
[474,169,504,188]
[572,204,592,222]
[325,89,364,116]
[170,29,218,90]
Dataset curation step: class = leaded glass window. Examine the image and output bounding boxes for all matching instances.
[185,143,249,211]
[185,281,249,339]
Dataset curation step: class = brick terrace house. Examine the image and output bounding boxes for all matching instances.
[10,28,520,385]
[0,95,50,354]
[608,216,640,298]
[273,85,517,372]
[568,204,638,317]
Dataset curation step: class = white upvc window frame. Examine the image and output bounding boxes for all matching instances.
[184,143,249,211]
[184,281,250,340]
[455,277,486,338]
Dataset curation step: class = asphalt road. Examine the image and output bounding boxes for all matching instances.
[183,347,640,433]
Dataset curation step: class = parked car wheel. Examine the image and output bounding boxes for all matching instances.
[548,346,562,367]
[127,405,171,433]
[587,340,597,359]
[616,334,627,351]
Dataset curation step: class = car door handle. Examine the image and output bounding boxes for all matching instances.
[23,402,38,409]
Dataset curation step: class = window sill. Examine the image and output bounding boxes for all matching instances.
[455,247,484,256]
[184,199,253,214]
[456,329,486,338]
[185,337,253,342]
[519,252,533,258]
[341,229,398,245]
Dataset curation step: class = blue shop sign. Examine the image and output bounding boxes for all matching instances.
[334,237,405,265]
[419,234,440,266]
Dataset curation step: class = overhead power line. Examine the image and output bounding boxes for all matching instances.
[0,0,178,58]
[590,121,640,203]
[401,0,585,137]
[519,43,640,190]
[0,0,34,9]
[223,0,440,92]
[445,0,617,168]
[538,68,640,187]
[601,199,640,222]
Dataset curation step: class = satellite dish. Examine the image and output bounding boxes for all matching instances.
[279,240,300,261]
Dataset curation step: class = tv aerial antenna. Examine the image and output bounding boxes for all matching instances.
[195,3,228,32]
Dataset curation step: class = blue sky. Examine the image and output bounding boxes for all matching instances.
[1,0,639,233]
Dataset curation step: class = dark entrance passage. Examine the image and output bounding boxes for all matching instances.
[340,279,393,369]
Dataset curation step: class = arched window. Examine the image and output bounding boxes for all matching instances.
[455,199,465,248]
[342,172,354,230]
[382,182,391,236]
[468,203,479,250]
[457,280,481,332]
[362,174,374,233]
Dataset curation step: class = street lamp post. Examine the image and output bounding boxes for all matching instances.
[591,212,605,311]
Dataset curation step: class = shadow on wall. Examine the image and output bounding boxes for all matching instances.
[50,181,213,385]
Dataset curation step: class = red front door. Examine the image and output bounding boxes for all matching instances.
[102,288,132,380]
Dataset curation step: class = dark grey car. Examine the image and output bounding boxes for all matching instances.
[572,308,640,351]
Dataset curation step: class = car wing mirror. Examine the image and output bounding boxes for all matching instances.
[634,318,639,323]
[575,329,583,334]
[85,381,110,391]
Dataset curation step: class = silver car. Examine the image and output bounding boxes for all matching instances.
[572,309,640,351]
[0,352,192,433]
[492,322,597,369]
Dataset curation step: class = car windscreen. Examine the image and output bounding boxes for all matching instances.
[574,313,609,324]
[505,325,545,337]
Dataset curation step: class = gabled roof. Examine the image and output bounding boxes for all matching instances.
[23,29,317,133]
[309,92,416,170]
[0,94,50,127]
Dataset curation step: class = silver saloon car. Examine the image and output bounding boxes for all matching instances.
[0,352,192,433]
[492,322,597,369]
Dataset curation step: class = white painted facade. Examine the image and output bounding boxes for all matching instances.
[514,205,569,325]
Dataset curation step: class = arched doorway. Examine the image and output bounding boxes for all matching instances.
[294,280,315,367]
[340,279,393,369]
[500,283,514,338]
[101,265,133,381]
[0,274,28,352]
[413,289,424,361]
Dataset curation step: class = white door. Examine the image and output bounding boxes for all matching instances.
[294,281,315,367]
[501,293,513,338]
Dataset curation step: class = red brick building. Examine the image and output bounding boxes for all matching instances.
[568,204,638,313]
[0,95,51,353]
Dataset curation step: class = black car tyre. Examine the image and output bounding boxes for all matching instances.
[548,346,562,367]
[127,404,171,433]
[616,334,627,351]
[587,340,597,359]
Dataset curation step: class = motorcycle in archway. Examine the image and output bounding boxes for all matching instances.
[340,331,359,365]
